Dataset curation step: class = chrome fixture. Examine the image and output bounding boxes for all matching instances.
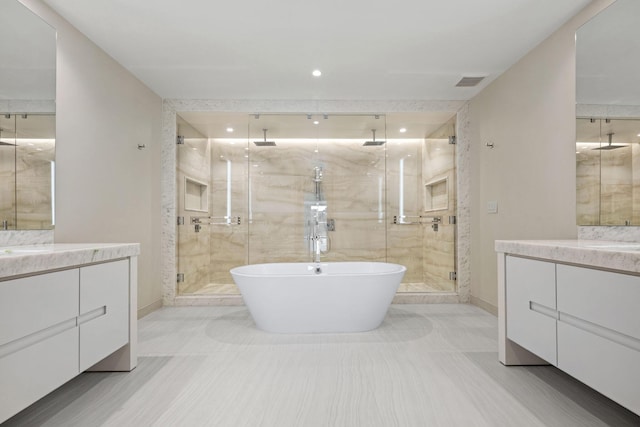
[308,166,330,262]
[191,215,241,232]
[1,220,8,230]
[393,215,442,227]
[313,166,323,201]
[593,132,624,150]
[363,129,385,146]
[254,129,276,146]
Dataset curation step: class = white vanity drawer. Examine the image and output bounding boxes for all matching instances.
[0,269,79,346]
[506,256,557,365]
[558,322,640,414]
[0,327,79,422]
[557,264,640,340]
[79,260,129,371]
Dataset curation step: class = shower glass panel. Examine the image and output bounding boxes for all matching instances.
[175,113,457,297]
[386,128,457,293]
[247,114,387,265]
[176,116,249,295]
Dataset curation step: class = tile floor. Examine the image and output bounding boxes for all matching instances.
[5,304,639,426]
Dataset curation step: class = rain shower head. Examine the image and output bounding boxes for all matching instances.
[254,128,276,146]
[593,132,625,150]
[363,129,385,146]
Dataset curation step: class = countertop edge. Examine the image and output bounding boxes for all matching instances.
[495,240,640,274]
[0,243,141,279]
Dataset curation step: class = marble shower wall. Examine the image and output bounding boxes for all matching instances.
[208,139,248,285]
[248,139,387,265]
[175,122,458,296]
[386,139,424,284]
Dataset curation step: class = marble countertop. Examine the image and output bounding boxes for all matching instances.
[495,239,640,274]
[0,243,140,279]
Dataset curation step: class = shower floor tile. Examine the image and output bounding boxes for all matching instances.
[4,304,638,426]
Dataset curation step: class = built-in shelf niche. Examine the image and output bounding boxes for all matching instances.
[184,177,208,212]
[424,177,448,212]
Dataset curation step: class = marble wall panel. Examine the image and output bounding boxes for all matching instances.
[209,225,247,285]
[0,149,16,227]
[15,143,54,229]
[387,223,423,283]
[163,102,469,304]
[177,128,458,296]
[423,223,456,292]
[600,146,633,224]
[0,139,54,230]
[576,149,601,225]
[177,229,211,294]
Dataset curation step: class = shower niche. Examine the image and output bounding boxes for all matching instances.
[184,177,208,212]
[175,113,458,297]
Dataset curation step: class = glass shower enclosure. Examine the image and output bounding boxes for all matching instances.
[176,113,457,296]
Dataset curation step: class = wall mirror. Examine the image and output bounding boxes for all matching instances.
[575,0,640,226]
[0,0,56,230]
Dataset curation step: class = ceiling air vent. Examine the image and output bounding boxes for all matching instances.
[455,76,485,87]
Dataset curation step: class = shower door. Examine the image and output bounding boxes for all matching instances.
[175,116,249,295]
[386,123,457,293]
[247,114,387,264]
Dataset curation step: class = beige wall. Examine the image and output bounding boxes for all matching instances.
[20,0,164,316]
[468,0,615,310]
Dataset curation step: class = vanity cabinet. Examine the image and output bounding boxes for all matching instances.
[505,256,557,365]
[556,265,640,415]
[504,255,640,415]
[0,258,135,423]
[79,260,129,371]
[0,269,81,422]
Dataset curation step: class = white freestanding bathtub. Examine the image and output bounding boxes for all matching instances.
[230,262,406,333]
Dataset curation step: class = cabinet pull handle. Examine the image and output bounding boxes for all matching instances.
[78,306,107,325]
[0,318,76,358]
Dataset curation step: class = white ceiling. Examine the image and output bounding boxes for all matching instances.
[42,0,592,101]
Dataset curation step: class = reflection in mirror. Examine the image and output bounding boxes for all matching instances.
[576,118,640,225]
[576,0,640,226]
[0,114,55,230]
[0,1,56,231]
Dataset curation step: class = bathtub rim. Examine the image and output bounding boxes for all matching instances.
[230,261,407,278]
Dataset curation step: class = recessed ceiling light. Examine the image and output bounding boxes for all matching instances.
[313,120,319,125]
[399,128,407,133]
[226,127,234,133]
[312,69,322,77]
